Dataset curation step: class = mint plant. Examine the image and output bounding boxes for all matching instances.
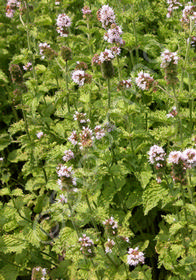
[0,0,196,279]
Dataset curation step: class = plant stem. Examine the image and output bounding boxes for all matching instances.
[172,85,182,142]
[180,183,189,254]
[117,56,121,81]
[115,237,130,279]
[85,193,118,268]
[67,199,80,237]
[107,79,111,121]
[91,259,101,280]
[65,61,70,113]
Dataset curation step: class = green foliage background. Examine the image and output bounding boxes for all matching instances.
[0,0,196,279]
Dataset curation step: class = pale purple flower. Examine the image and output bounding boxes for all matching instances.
[62,150,74,162]
[56,13,71,37]
[55,1,60,5]
[156,177,162,183]
[127,247,145,266]
[79,234,95,257]
[6,0,20,18]
[99,49,114,63]
[105,239,115,253]
[82,6,92,16]
[57,194,67,204]
[56,165,77,188]
[181,3,196,25]
[23,62,32,71]
[36,131,44,139]
[94,125,105,140]
[98,5,116,29]
[161,50,179,68]
[39,43,51,59]
[111,46,121,56]
[117,79,132,91]
[183,148,196,168]
[191,36,196,48]
[104,25,123,45]
[72,70,86,86]
[68,131,78,145]
[56,165,74,178]
[103,122,115,132]
[103,217,118,235]
[42,269,47,276]
[168,151,185,165]
[166,0,182,18]
[148,145,166,166]
[135,71,154,90]
[0,157,3,162]
[92,54,100,65]
[166,106,178,118]
[73,111,90,123]
[79,127,94,150]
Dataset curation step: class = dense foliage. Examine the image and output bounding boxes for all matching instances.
[0,0,196,279]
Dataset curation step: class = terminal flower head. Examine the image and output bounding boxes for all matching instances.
[127,247,145,266]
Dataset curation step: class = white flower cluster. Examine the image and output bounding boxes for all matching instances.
[94,125,105,140]
[127,247,145,266]
[135,71,154,91]
[36,131,44,139]
[6,0,20,18]
[103,217,118,235]
[73,111,90,123]
[104,25,123,45]
[181,3,196,25]
[72,70,89,86]
[56,165,74,177]
[56,13,71,37]
[57,194,67,204]
[62,149,74,162]
[111,46,121,56]
[23,62,32,71]
[161,49,179,68]
[166,106,178,118]
[82,6,92,16]
[103,121,115,132]
[122,79,132,88]
[166,0,182,18]
[68,130,78,146]
[79,127,94,150]
[191,36,196,47]
[98,5,116,29]
[99,49,114,63]
[79,234,95,257]
[56,165,77,189]
[168,149,196,168]
[117,79,132,91]
[35,267,47,280]
[105,239,115,253]
[148,145,166,169]
[39,43,51,59]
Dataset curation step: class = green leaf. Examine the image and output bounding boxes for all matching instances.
[34,15,53,26]
[0,70,8,83]
[0,264,19,280]
[34,195,48,214]
[0,134,10,151]
[142,180,169,215]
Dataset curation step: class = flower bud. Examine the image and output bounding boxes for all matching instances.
[9,64,23,84]
[101,61,114,79]
[61,46,72,61]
